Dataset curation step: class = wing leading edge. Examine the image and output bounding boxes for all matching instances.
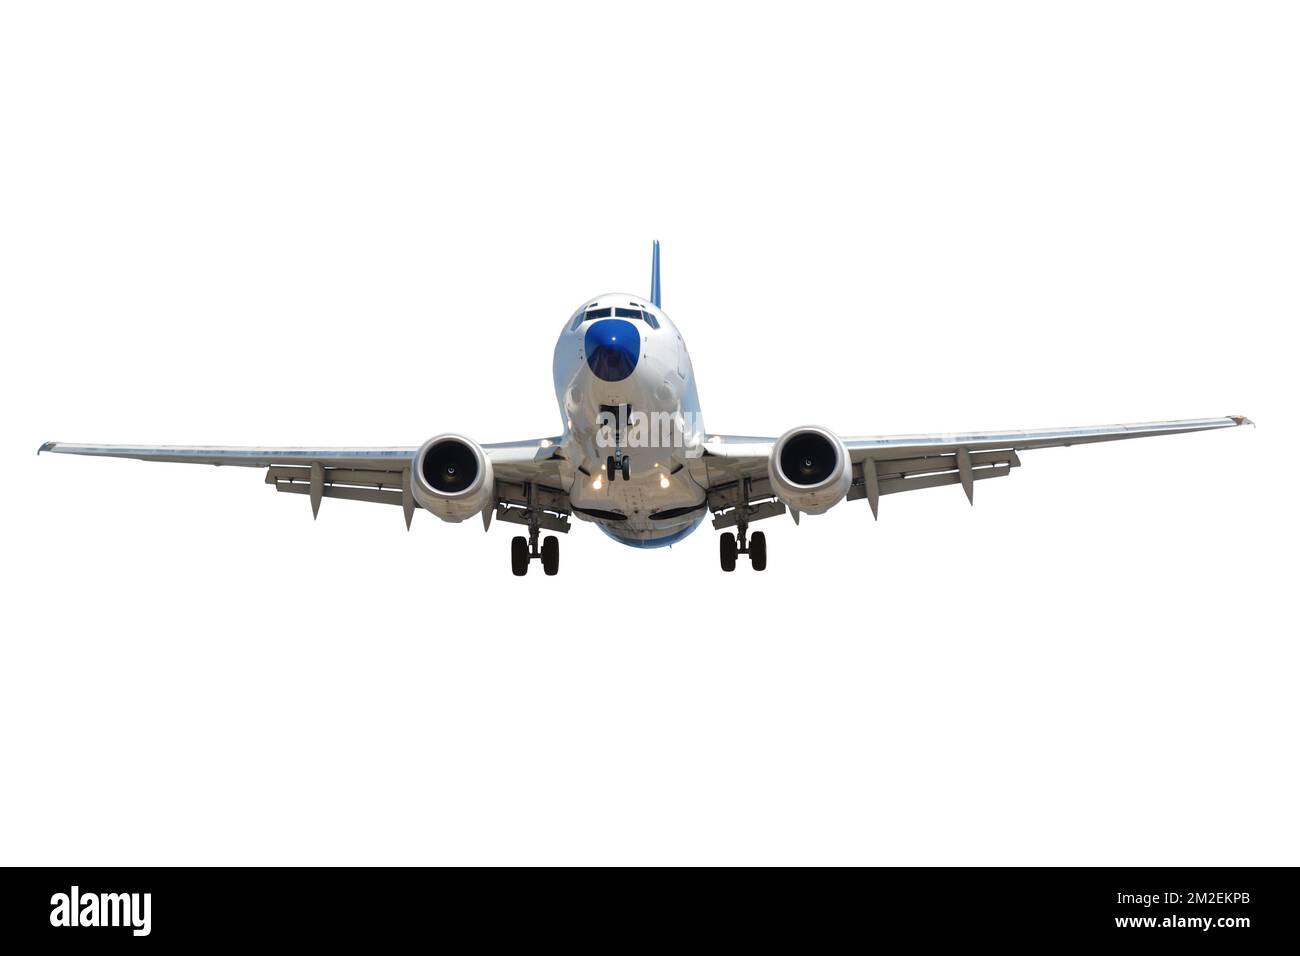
[37,442,415,468]
[36,438,560,470]
[703,415,1251,463]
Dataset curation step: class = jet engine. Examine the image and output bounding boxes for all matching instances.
[768,425,851,515]
[412,434,494,522]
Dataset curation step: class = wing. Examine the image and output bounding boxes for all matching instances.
[38,437,568,529]
[699,416,1252,524]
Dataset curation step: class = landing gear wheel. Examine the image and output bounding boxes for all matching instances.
[719,532,737,572]
[606,456,616,482]
[749,531,767,571]
[620,455,630,481]
[511,536,529,576]
[541,535,559,576]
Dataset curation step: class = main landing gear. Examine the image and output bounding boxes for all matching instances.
[511,481,560,576]
[720,529,766,572]
[719,477,767,572]
[511,534,559,576]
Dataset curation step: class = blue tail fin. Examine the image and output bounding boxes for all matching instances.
[649,239,661,308]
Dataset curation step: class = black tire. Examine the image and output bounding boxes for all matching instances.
[541,535,559,576]
[621,455,630,481]
[719,532,737,572]
[606,456,616,482]
[511,536,530,576]
[750,531,767,571]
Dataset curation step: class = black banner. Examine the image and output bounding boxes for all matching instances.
[1,867,1293,946]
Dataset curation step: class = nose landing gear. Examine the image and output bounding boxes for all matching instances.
[600,405,633,482]
[605,454,630,482]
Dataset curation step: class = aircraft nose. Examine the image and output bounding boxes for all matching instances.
[584,319,640,382]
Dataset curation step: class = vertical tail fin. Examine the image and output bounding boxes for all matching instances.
[649,239,661,308]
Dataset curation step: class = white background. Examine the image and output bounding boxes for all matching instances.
[2,2,1296,865]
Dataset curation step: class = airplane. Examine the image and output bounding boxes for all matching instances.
[39,241,1251,576]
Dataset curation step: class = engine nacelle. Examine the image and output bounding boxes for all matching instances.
[768,425,851,515]
[411,434,494,522]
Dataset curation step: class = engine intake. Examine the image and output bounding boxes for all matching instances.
[412,434,494,522]
[768,426,851,515]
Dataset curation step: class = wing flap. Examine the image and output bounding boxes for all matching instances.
[275,481,404,508]
[868,448,1021,480]
[861,463,1013,498]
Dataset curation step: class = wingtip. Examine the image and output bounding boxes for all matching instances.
[1229,415,1254,427]
[37,441,56,455]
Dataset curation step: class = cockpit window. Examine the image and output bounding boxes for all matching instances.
[573,305,659,331]
[612,306,660,329]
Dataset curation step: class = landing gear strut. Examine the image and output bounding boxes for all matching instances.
[719,477,767,572]
[511,481,560,576]
[602,406,632,482]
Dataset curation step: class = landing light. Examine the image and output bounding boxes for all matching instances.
[659,475,670,489]
[593,477,603,490]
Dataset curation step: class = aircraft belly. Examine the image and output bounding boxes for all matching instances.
[569,469,706,541]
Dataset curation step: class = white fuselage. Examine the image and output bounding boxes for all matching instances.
[552,294,708,547]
